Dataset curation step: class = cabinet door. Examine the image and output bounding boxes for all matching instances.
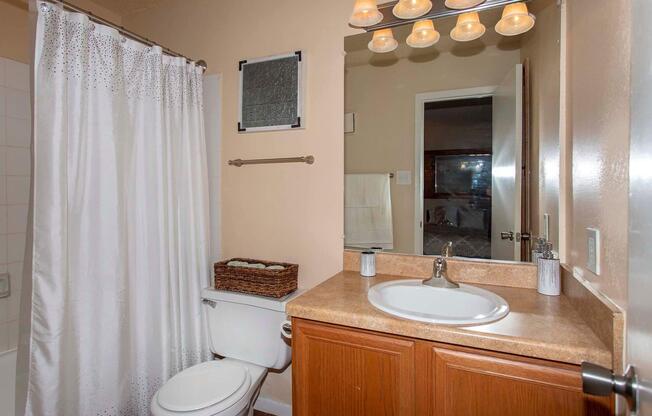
[417,343,613,416]
[292,318,416,416]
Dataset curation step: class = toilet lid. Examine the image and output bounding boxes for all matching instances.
[157,360,249,412]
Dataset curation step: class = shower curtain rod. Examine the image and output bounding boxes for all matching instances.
[43,0,207,72]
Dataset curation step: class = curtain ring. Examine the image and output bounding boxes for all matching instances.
[121,37,127,43]
[90,23,96,31]
[40,2,50,12]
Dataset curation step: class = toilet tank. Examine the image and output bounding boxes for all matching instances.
[201,288,297,370]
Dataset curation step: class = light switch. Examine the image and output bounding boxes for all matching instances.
[587,228,600,275]
[0,273,9,298]
[344,113,355,134]
[396,170,411,185]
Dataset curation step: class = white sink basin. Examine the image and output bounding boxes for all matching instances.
[367,279,509,326]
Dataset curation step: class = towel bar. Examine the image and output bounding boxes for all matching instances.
[228,155,314,167]
[345,173,395,178]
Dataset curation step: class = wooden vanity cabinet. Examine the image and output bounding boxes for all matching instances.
[292,318,416,416]
[292,318,613,416]
[416,342,613,416]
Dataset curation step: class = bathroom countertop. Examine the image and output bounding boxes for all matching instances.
[286,271,612,367]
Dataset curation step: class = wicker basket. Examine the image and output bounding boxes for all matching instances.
[214,258,298,298]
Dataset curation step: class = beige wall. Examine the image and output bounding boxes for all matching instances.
[565,0,630,309]
[345,45,521,253]
[125,0,355,288]
[0,0,31,63]
[0,0,123,64]
[124,0,358,406]
[520,0,561,252]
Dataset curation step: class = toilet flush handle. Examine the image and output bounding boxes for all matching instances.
[281,320,292,339]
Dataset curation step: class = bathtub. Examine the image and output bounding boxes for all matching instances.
[0,349,16,416]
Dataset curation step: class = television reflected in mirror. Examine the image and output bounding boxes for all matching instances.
[343,0,561,262]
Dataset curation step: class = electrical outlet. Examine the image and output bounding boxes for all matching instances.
[587,228,600,275]
[0,273,9,298]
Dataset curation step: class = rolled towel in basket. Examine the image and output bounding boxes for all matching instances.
[266,265,286,270]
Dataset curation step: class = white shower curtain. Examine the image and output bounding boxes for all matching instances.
[19,4,212,415]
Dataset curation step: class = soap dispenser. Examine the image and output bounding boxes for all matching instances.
[537,242,561,296]
[531,237,546,264]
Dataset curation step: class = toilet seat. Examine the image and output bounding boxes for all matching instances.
[156,360,252,415]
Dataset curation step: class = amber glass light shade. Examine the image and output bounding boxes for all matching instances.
[450,12,486,42]
[444,0,486,10]
[349,0,383,27]
[407,19,440,48]
[495,3,536,36]
[392,0,433,19]
[368,28,399,53]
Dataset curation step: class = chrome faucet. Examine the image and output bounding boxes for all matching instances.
[423,242,460,289]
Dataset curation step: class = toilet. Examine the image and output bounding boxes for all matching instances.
[151,288,296,416]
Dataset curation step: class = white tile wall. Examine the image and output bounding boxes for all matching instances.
[5,60,30,92]
[0,206,6,234]
[5,88,30,120]
[203,74,222,264]
[0,116,5,146]
[0,58,5,85]
[0,57,31,353]
[6,176,29,204]
[6,117,30,148]
[0,176,5,205]
[0,87,6,117]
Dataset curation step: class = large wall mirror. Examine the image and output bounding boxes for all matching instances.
[344,0,561,262]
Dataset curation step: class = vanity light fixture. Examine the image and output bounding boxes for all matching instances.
[495,2,536,36]
[368,28,399,53]
[444,0,486,10]
[406,19,440,48]
[392,0,433,20]
[349,0,384,27]
[450,12,486,42]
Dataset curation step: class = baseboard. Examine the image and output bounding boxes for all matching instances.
[254,396,292,416]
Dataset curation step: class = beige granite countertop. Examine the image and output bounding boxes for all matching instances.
[286,271,612,367]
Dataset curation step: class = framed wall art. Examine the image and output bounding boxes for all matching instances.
[238,51,305,132]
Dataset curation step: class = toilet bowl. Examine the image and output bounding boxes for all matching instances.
[151,288,296,416]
